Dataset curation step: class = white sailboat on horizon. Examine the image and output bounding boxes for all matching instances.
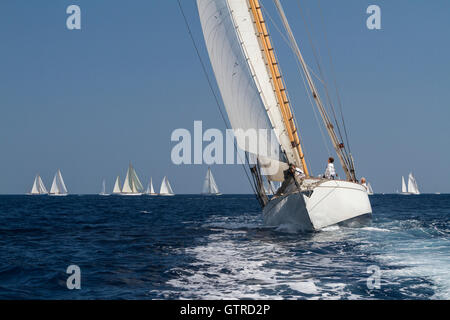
[195,0,372,231]
[144,177,158,196]
[49,169,68,196]
[112,176,122,195]
[120,163,144,196]
[29,174,48,195]
[159,176,175,196]
[99,179,109,196]
[201,167,221,195]
[400,173,420,195]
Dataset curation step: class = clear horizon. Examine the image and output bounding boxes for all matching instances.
[1,0,449,194]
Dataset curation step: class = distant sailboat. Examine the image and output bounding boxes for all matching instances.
[159,176,174,196]
[400,173,420,195]
[365,182,374,195]
[144,177,157,195]
[99,179,109,196]
[49,169,68,196]
[407,173,420,195]
[121,163,144,196]
[201,167,221,195]
[29,174,48,195]
[112,176,122,194]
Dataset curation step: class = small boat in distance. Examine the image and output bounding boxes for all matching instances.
[29,174,48,195]
[112,176,122,195]
[49,169,68,196]
[144,177,158,196]
[201,167,221,196]
[367,182,374,195]
[120,163,144,196]
[160,176,175,196]
[99,179,109,196]
[400,173,420,195]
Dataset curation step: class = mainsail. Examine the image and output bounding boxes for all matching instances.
[112,176,122,194]
[401,176,407,193]
[160,176,174,195]
[30,174,48,194]
[202,167,220,194]
[50,169,68,195]
[197,0,302,181]
[408,173,420,195]
[121,164,143,194]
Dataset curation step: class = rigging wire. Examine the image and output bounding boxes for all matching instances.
[316,0,352,156]
[259,2,332,159]
[176,0,258,195]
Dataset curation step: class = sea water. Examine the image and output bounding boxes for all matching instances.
[0,194,448,299]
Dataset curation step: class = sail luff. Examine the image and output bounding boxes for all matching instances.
[122,165,133,193]
[244,0,308,175]
[196,0,284,172]
[56,170,68,194]
[150,178,155,194]
[50,174,59,194]
[401,176,407,193]
[38,176,48,194]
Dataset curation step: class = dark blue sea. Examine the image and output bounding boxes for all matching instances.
[0,194,448,299]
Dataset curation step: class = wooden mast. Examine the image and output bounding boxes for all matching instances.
[247,0,309,176]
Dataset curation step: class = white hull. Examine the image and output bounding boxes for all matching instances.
[119,193,143,196]
[159,194,175,196]
[201,193,222,196]
[144,193,158,196]
[49,193,68,197]
[99,193,110,196]
[263,179,372,232]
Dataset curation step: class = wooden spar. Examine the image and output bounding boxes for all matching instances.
[272,0,355,182]
[247,0,309,176]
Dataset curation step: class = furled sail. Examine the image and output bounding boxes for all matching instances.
[202,167,220,194]
[160,176,174,195]
[197,0,289,180]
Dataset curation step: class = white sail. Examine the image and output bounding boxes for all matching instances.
[122,164,143,194]
[401,176,407,193]
[99,179,109,195]
[50,170,67,195]
[408,173,420,195]
[31,176,40,194]
[38,176,48,194]
[226,0,302,171]
[113,176,121,194]
[160,176,174,195]
[145,177,156,195]
[202,168,220,194]
[150,178,155,194]
[367,182,374,195]
[197,0,287,180]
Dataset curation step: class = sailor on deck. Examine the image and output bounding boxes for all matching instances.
[324,157,337,179]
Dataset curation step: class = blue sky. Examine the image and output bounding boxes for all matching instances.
[0,0,449,194]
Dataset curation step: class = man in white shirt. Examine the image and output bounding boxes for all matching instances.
[324,157,337,179]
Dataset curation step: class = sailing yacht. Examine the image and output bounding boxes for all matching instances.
[112,176,122,195]
[201,167,221,195]
[144,177,158,195]
[407,173,420,195]
[195,0,372,231]
[367,182,374,195]
[120,164,144,196]
[99,179,109,196]
[49,169,68,196]
[28,174,48,195]
[159,176,175,196]
[400,173,420,195]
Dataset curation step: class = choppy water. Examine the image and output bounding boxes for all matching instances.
[0,194,448,299]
